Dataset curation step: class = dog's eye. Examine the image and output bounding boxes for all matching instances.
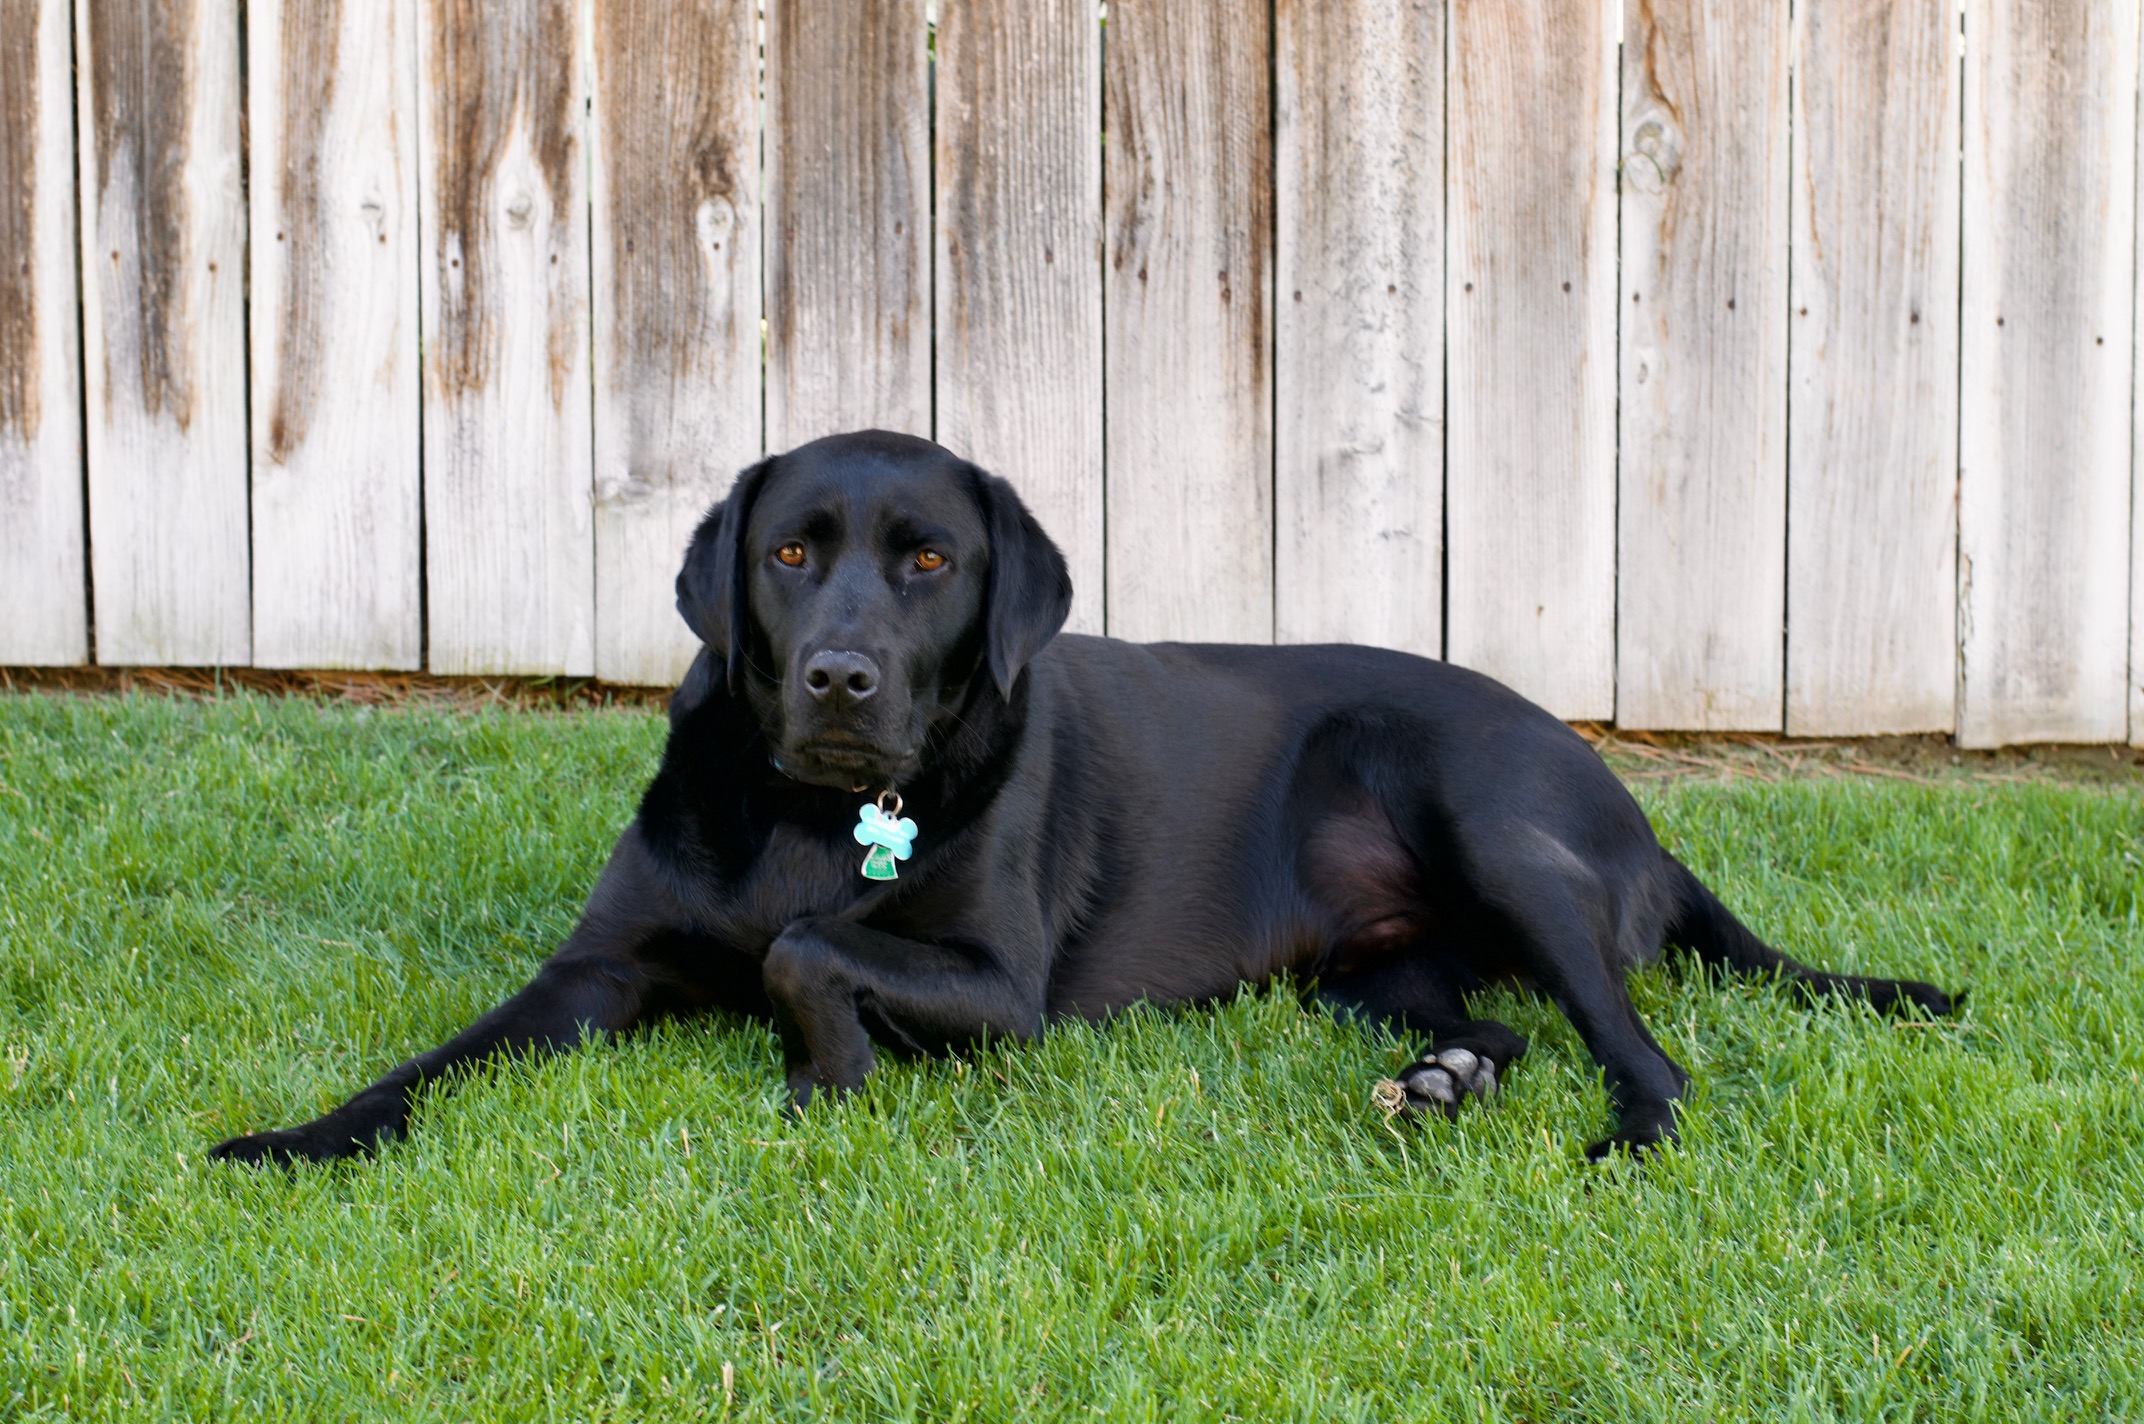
[775,543,806,568]
[914,549,946,572]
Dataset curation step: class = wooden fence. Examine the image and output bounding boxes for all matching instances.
[3,0,2141,747]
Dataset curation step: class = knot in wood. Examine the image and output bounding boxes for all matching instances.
[1626,118,1681,193]
[696,199,735,249]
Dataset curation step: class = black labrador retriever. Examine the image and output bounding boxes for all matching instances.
[211,430,1954,1166]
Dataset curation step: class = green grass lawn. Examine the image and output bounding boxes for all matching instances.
[0,693,2139,1420]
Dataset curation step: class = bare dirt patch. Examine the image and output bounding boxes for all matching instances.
[4,666,2138,784]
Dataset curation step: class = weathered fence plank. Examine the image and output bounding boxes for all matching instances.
[77,0,250,665]
[248,0,422,670]
[1785,0,1960,736]
[591,0,761,686]
[0,0,86,664]
[1103,0,1272,643]
[764,0,930,450]
[1616,0,1791,730]
[935,0,1104,635]
[1274,0,1442,657]
[418,0,595,676]
[1445,0,1617,717]
[1959,0,2136,746]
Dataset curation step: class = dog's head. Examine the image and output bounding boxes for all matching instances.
[676,430,1073,791]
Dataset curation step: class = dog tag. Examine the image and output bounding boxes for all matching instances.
[853,792,918,881]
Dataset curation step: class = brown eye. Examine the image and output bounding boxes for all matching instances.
[775,542,806,568]
[914,549,946,572]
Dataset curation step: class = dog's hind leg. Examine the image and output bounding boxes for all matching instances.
[1461,840,1693,1160]
[1662,854,1955,1016]
[1315,955,1528,1119]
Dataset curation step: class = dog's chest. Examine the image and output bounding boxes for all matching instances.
[711,822,880,951]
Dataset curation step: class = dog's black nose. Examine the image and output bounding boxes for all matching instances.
[803,650,880,703]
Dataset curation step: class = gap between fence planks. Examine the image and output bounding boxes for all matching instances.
[591,0,761,687]
[1445,0,1618,719]
[248,0,423,671]
[0,0,86,664]
[935,0,1105,637]
[1786,0,1959,737]
[418,0,595,676]
[1104,0,1274,645]
[1960,0,2136,746]
[1274,0,1444,658]
[77,0,251,666]
[2125,0,2144,751]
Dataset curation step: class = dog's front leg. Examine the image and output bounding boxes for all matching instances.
[210,831,679,1167]
[208,951,653,1167]
[762,918,1043,1108]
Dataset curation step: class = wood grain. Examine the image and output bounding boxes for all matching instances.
[1104,0,1272,644]
[0,0,86,664]
[78,0,250,665]
[418,0,595,675]
[1785,0,1959,735]
[1959,0,2135,746]
[764,0,930,451]
[1616,0,1791,730]
[935,0,1104,634]
[249,0,423,670]
[1274,0,1442,656]
[1445,0,1617,716]
[592,0,761,685]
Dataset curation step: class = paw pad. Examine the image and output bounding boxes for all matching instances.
[1382,1045,1501,1119]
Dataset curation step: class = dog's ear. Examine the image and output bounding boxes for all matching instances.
[676,457,774,692]
[971,465,1074,698]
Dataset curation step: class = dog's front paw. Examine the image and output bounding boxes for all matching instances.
[209,1124,347,1168]
[208,1104,399,1167]
[1886,978,1958,1018]
[1385,1045,1504,1120]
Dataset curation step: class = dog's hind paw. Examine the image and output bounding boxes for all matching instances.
[1381,1046,1503,1120]
[1584,1102,1680,1162]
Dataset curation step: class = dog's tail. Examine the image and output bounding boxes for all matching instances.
[1660,853,1956,1016]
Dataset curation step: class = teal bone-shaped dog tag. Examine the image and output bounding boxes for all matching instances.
[853,795,918,881]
